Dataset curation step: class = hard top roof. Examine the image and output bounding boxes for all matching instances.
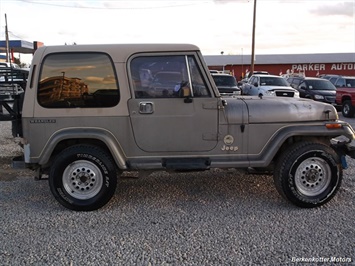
[35,43,201,61]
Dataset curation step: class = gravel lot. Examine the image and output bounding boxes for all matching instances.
[1,116,355,265]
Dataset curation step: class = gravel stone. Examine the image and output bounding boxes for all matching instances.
[1,117,355,265]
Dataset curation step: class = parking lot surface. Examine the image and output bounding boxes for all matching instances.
[1,116,354,265]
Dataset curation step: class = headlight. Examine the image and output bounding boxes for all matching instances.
[314,95,325,100]
[264,90,276,96]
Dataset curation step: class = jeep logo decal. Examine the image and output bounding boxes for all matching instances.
[223,135,234,145]
[221,145,239,152]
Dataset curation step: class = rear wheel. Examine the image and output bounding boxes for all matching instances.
[274,142,342,208]
[342,100,354,118]
[49,145,117,211]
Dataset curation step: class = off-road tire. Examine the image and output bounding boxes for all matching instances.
[49,145,117,211]
[342,100,354,118]
[273,142,342,208]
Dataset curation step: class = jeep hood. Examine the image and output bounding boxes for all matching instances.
[224,96,338,124]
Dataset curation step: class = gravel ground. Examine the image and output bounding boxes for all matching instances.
[1,117,355,266]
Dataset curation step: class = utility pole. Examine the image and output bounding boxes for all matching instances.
[241,48,244,78]
[4,14,10,62]
[5,14,10,62]
[250,0,257,74]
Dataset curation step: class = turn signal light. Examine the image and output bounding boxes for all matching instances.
[325,123,343,129]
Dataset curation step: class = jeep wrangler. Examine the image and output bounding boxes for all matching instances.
[6,44,355,211]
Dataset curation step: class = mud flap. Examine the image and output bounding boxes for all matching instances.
[341,155,348,169]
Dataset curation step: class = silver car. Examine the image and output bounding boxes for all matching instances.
[211,73,241,96]
[242,74,299,97]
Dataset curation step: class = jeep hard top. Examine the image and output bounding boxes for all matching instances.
[3,43,355,211]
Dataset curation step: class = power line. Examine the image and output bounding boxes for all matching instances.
[18,0,210,10]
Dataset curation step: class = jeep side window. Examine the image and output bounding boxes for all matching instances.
[38,52,119,108]
[130,55,186,98]
[130,55,210,98]
[187,56,210,97]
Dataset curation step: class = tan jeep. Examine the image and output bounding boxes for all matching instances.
[13,44,355,211]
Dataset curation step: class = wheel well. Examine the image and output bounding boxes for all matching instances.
[42,138,114,174]
[341,95,351,103]
[273,136,330,164]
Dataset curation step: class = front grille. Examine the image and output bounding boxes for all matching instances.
[325,96,336,103]
[275,91,294,97]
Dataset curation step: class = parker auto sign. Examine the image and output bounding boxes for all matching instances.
[292,63,355,72]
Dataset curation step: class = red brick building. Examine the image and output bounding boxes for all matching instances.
[204,53,355,80]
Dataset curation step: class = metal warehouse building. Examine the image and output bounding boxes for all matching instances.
[204,53,355,79]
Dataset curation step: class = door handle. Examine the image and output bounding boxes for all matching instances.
[139,102,154,114]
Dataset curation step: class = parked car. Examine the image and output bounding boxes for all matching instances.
[333,76,355,117]
[211,73,241,95]
[0,64,29,100]
[0,62,21,69]
[244,70,269,80]
[209,70,220,74]
[327,75,355,88]
[288,77,338,107]
[319,74,339,80]
[242,74,299,97]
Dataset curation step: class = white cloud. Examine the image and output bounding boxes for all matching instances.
[310,2,354,17]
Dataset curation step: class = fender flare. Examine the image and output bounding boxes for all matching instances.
[37,127,127,169]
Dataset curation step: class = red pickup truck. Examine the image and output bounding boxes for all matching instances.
[334,76,355,117]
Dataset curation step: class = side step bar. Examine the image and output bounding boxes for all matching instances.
[163,158,211,171]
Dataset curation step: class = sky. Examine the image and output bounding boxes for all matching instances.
[0,0,354,64]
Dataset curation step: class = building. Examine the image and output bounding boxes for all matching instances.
[0,40,43,62]
[204,53,355,80]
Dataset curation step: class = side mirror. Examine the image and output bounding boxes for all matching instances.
[253,82,258,87]
[181,86,193,103]
[300,86,307,90]
[181,87,191,97]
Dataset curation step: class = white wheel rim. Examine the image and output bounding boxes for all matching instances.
[294,157,331,197]
[62,160,103,200]
[344,104,350,115]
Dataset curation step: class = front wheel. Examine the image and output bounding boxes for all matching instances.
[342,100,354,118]
[273,142,342,208]
[49,145,117,211]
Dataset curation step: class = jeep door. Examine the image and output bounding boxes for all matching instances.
[127,54,218,153]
